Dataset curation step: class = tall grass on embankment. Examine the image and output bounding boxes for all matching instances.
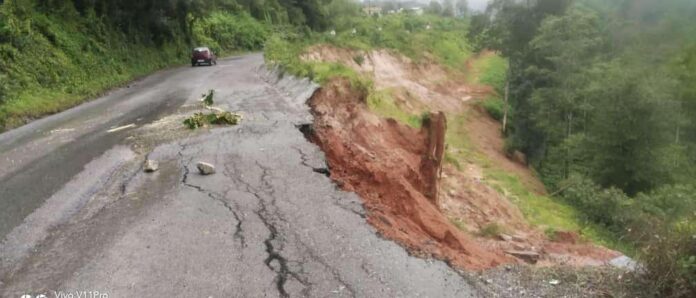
[0,3,268,131]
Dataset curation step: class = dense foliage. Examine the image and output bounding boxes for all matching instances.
[470,0,696,295]
[0,0,340,130]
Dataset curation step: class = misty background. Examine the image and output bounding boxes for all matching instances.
[360,0,492,12]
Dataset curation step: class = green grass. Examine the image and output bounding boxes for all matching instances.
[366,89,423,128]
[478,96,505,121]
[445,113,635,254]
[469,53,508,93]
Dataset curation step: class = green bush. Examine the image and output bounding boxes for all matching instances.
[0,1,280,131]
[352,54,365,66]
[479,222,506,238]
[318,14,471,68]
[560,175,630,228]
[637,223,696,297]
[478,55,508,94]
[264,34,312,77]
[0,72,8,106]
[558,175,696,296]
[480,96,504,121]
[0,3,191,130]
[192,12,269,54]
[637,184,696,222]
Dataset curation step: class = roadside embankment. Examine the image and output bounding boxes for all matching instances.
[298,45,622,271]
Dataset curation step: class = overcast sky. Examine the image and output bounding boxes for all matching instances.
[469,0,490,12]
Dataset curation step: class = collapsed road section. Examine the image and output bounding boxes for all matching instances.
[0,54,480,297]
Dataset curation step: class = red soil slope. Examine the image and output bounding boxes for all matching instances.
[308,79,512,270]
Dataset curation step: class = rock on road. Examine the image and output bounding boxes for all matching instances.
[0,54,479,297]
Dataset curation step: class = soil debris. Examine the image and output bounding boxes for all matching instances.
[307,79,511,270]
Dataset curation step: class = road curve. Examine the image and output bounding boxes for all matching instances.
[0,54,479,297]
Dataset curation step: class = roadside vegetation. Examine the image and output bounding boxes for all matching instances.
[469,0,696,296]
[0,0,329,130]
[264,10,476,132]
[183,90,241,130]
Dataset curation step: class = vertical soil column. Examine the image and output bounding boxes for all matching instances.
[421,112,447,207]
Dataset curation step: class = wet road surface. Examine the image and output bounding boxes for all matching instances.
[0,54,479,297]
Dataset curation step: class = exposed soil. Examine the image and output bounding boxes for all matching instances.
[308,79,511,270]
[303,45,621,271]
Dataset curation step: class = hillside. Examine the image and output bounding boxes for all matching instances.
[263,12,642,294]
[0,0,326,130]
[264,4,696,295]
[0,0,693,296]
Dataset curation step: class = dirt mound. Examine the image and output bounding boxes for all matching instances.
[303,45,468,113]
[308,79,511,270]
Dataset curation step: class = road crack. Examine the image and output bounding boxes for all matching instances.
[178,144,246,248]
[292,146,330,177]
[223,158,311,297]
[255,161,311,297]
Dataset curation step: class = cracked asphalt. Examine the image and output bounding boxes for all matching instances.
[0,54,479,297]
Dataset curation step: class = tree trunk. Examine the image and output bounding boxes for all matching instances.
[502,79,510,133]
[564,112,573,179]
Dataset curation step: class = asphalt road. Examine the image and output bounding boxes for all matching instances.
[0,54,479,297]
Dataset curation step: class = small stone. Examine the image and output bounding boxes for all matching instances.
[197,162,216,175]
[505,250,540,264]
[144,160,159,172]
[549,279,560,285]
[498,234,513,242]
[512,234,527,242]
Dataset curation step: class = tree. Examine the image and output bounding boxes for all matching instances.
[427,1,442,15]
[526,9,603,180]
[584,61,678,194]
[442,0,455,17]
[456,0,468,17]
[325,0,360,31]
[0,73,7,106]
